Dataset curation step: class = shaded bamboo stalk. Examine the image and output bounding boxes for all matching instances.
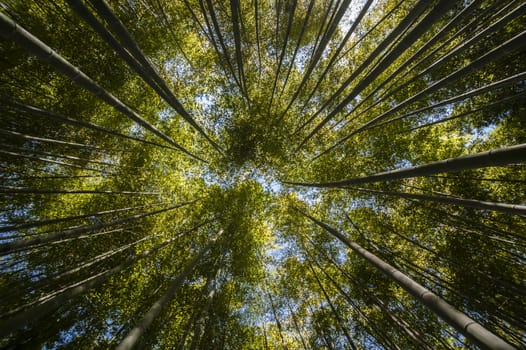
[294,207,515,350]
[284,144,526,187]
[116,231,222,350]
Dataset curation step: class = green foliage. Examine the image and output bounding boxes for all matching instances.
[0,0,524,349]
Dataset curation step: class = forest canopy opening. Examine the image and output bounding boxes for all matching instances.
[0,0,524,349]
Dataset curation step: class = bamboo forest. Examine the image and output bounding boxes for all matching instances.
[0,0,525,349]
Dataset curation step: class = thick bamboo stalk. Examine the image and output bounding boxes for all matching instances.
[296,0,434,140]
[68,0,222,153]
[351,187,526,216]
[0,12,203,162]
[284,143,526,187]
[295,207,515,350]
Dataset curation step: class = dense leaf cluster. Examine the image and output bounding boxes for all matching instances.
[0,0,525,349]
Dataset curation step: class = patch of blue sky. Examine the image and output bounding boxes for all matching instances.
[195,92,216,111]
[27,264,49,282]
[410,105,451,129]
[202,167,231,189]
[40,162,62,175]
[294,187,322,206]
[0,206,34,240]
[253,173,283,194]
[394,158,413,169]
[339,0,378,36]
[100,317,123,343]
[265,238,296,265]
[53,316,120,349]
[463,123,497,148]
[293,46,311,72]
[330,118,347,132]
[163,57,193,82]
[348,194,386,213]
[128,123,144,138]
[193,93,217,122]
[202,163,287,194]
[362,333,386,350]
[1,257,28,274]
[334,245,349,266]
[42,317,84,349]
[316,0,376,62]
[157,107,174,121]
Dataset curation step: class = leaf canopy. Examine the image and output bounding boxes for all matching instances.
[0,0,525,349]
